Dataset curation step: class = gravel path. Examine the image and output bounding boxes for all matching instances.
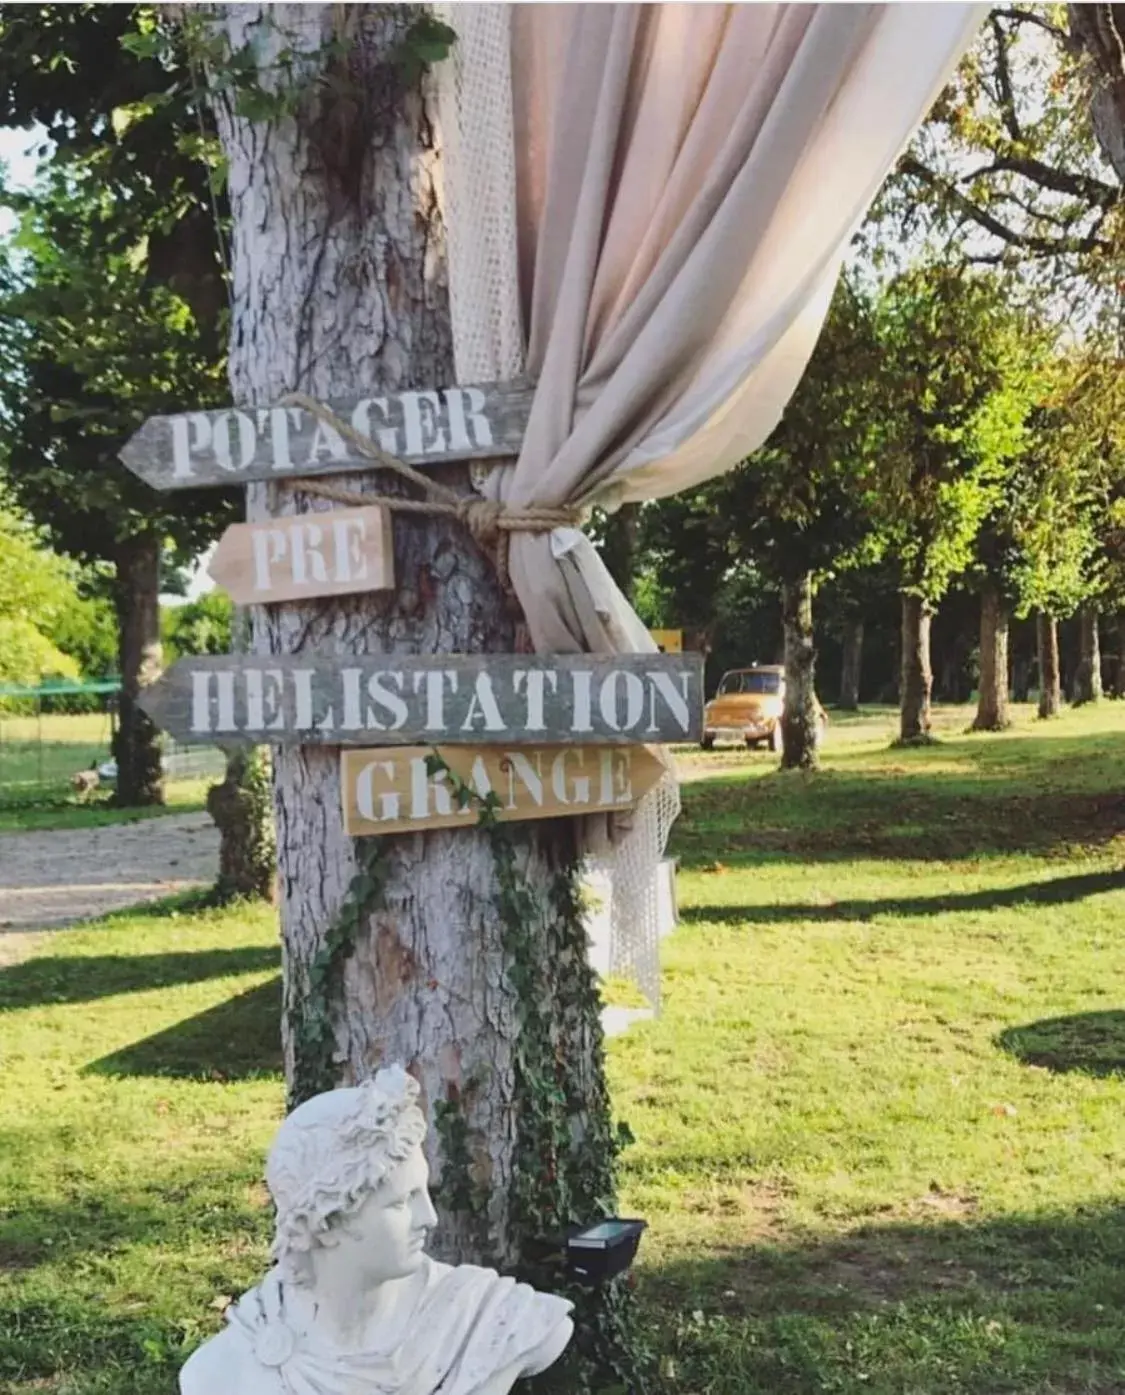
[0,812,219,933]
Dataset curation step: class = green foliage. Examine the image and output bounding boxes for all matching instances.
[872,265,1043,607]
[162,590,233,661]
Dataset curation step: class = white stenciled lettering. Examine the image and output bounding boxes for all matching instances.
[290,522,330,586]
[251,527,288,592]
[341,669,364,730]
[245,668,286,732]
[599,748,634,805]
[599,671,645,732]
[190,669,237,734]
[367,672,408,730]
[444,387,494,452]
[292,668,332,730]
[513,669,558,731]
[351,397,400,455]
[212,411,257,473]
[570,670,593,733]
[259,406,303,473]
[460,672,505,732]
[645,670,693,734]
[550,748,591,805]
[332,516,367,583]
[402,391,446,456]
[306,417,347,463]
[356,758,401,823]
[413,670,459,730]
[409,755,460,820]
[503,752,544,810]
[171,413,213,481]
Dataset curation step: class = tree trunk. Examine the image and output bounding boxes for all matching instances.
[1037,612,1062,718]
[1068,5,1125,183]
[1117,611,1125,697]
[837,618,863,710]
[210,4,617,1294]
[780,572,820,769]
[112,532,164,806]
[599,502,640,604]
[207,607,276,903]
[972,581,1010,731]
[1071,605,1103,705]
[899,592,934,742]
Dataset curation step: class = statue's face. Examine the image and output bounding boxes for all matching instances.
[334,1144,437,1286]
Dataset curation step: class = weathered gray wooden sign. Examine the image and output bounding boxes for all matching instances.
[119,380,534,491]
[140,653,704,747]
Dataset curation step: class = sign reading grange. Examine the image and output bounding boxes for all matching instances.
[140,654,704,747]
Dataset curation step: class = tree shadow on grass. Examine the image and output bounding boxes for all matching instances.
[0,946,279,1012]
[681,868,1125,928]
[640,1200,1125,1394]
[998,1010,1125,1078]
[86,974,283,1081]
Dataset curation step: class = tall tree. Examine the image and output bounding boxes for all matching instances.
[0,3,236,805]
[873,264,1038,742]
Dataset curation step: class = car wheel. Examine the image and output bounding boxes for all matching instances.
[700,734,715,751]
[770,724,784,753]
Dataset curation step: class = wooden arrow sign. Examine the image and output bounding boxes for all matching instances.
[341,743,666,837]
[119,379,535,491]
[138,653,704,747]
[208,505,394,605]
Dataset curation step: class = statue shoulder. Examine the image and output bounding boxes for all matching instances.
[180,1322,280,1395]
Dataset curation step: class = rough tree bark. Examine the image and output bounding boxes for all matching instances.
[1071,605,1103,705]
[209,6,617,1289]
[837,617,863,710]
[1068,5,1125,182]
[899,592,934,742]
[972,580,1010,731]
[112,532,165,807]
[1037,612,1062,718]
[780,572,821,769]
[1117,611,1125,696]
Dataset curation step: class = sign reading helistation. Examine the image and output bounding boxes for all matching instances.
[139,653,705,747]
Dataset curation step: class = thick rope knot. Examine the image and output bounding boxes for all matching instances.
[456,495,504,545]
[270,391,588,591]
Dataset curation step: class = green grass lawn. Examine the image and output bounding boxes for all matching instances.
[0,712,212,832]
[3,703,1125,1392]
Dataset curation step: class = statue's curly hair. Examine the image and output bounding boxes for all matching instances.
[265,1065,428,1283]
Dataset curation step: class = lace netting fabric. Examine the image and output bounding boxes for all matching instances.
[434,3,678,1009]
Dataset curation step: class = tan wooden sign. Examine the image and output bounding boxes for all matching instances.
[139,653,704,747]
[208,505,394,605]
[341,743,666,837]
[119,379,535,492]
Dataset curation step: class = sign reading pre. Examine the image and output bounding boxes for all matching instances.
[139,654,704,747]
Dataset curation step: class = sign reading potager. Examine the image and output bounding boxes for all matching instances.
[139,653,704,747]
[341,744,666,837]
[119,379,535,492]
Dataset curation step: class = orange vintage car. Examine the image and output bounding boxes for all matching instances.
[701,664,826,751]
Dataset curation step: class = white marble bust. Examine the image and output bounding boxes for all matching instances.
[180,1065,573,1395]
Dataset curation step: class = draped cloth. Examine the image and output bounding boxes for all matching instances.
[435,3,987,1001]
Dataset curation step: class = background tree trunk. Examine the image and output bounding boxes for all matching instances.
[780,572,820,769]
[208,606,276,903]
[1117,611,1125,696]
[837,617,863,710]
[972,581,1010,731]
[112,532,164,806]
[1071,605,1103,705]
[1037,612,1062,718]
[211,4,620,1305]
[1068,5,1125,183]
[899,593,934,742]
[599,502,640,604]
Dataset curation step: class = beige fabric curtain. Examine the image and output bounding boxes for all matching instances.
[439,1,987,654]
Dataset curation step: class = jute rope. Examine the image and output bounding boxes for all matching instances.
[278,392,584,589]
